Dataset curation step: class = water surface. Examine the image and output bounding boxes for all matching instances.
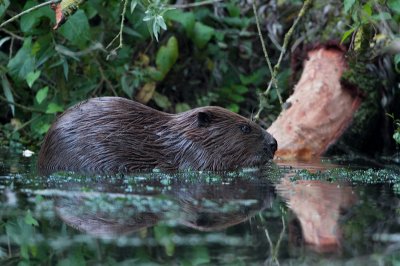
[1,149,400,265]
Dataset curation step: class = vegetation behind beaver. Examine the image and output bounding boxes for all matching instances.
[37,97,277,174]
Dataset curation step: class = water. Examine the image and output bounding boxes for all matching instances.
[1,149,400,265]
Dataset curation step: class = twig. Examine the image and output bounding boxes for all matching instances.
[252,0,275,90]
[55,42,106,58]
[7,235,11,257]
[275,215,286,257]
[272,0,313,81]
[0,95,46,114]
[254,0,313,120]
[9,36,14,59]
[171,0,223,9]
[14,115,42,132]
[0,28,24,41]
[0,0,61,29]
[94,59,117,96]
[106,0,129,60]
[263,215,285,266]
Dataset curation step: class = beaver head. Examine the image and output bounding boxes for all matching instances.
[158,106,277,171]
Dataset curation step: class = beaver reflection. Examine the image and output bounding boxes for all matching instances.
[52,175,275,237]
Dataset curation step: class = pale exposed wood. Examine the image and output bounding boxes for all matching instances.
[276,177,357,252]
[267,47,362,159]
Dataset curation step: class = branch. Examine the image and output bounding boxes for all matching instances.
[171,0,223,9]
[0,28,24,41]
[106,0,129,60]
[0,95,46,114]
[254,0,313,120]
[0,0,62,29]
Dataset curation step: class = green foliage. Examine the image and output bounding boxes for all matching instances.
[0,0,10,18]
[192,22,215,49]
[26,70,41,88]
[142,0,171,41]
[0,0,290,148]
[340,0,400,149]
[156,36,179,78]
[1,74,14,116]
[388,114,400,145]
[58,10,90,46]
[20,1,54,33]
[7,37,36,80]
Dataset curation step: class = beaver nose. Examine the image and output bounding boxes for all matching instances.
[264,137,278,157]
[270,138,278,154]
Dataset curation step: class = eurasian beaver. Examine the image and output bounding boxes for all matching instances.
[37,97,277,174]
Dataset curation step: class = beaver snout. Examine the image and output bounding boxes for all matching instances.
[263,137,278,159]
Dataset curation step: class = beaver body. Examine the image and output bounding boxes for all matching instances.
[37,97,277,174]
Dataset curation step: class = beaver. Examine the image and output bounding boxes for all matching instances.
[37,97,277,174]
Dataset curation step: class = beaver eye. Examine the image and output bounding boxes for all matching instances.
[239,124,251,134]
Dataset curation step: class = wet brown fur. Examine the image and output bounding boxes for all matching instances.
[38,97,277,174]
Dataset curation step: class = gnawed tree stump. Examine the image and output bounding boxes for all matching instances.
[267,46,362,159]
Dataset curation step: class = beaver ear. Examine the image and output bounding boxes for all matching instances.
[197,112,212,127]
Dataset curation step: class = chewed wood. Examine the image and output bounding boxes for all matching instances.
[267,47,362,159]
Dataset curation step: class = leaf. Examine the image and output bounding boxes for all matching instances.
[153,92,172,109]
[46,103,64,114]
[0,0,10,18]
[393,131,400,144]
[20,1,53,32]
[26,71,41,88]
[154,225,175,256]
[7,37,36,80]
[123,26,143,38]
[156,15,167,30]
[165,10,195,36]
[35,122,51,135]
[0,37,10,48]
[175,103,191,113]
[341,27,355,43]
[62,59,69,80]
[388,0,400,14]
[394,53,400,73]
[54,44,80,61]
[193,22,215,49]
[59,10,90,46]
[227,3,240,17]
[344,0,356,13]
[130,0,138,13]
[24,211,39,227]
[136,82,156,104]
[146,67,164,81]
[1,74,15,116]
[156,36,179,77]
[35,86,49,104]
[233,84,248,94]
[362,3,372,17]
[121,74,135,98]
[152,19,160,41]
[239,68,265,86]
[190,246,210,266]
[371,12,392,21]
[58,250,86,266]
[227,103,239,113]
